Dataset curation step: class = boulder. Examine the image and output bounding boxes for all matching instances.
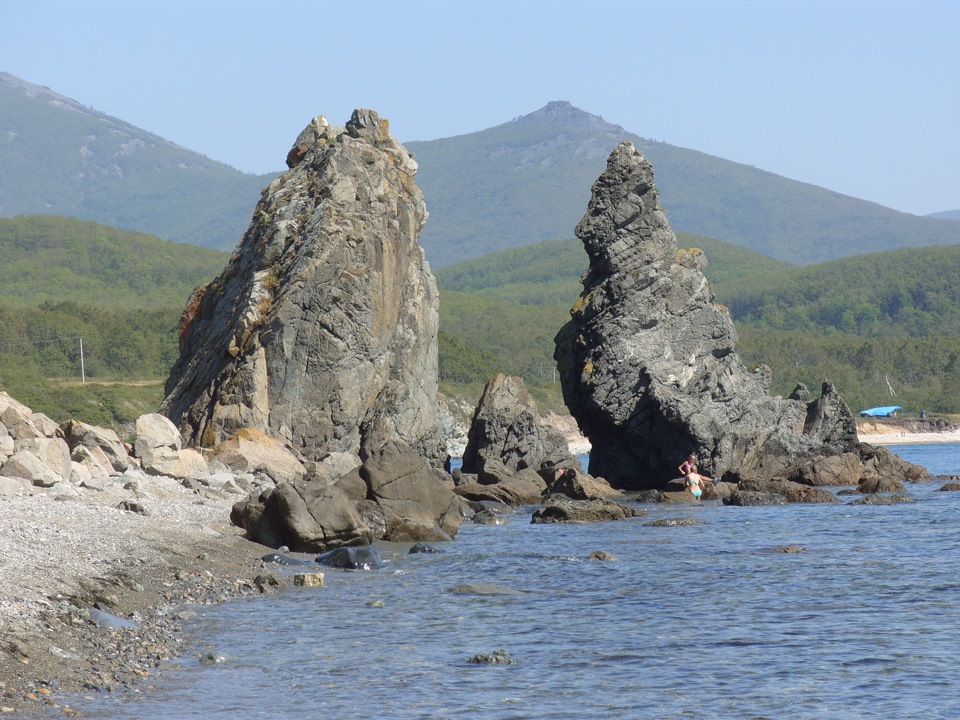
[70,444,116,479]
[738,477,841,503]
[230,440,461,551]
[543,466,620,500]
[61,419,130,472]
[159,109,447,467]
[0,424,13,460]
[307,452,362,485]
[207,428,305,484]
[1,450,62,487]
[857,476,907,494]
[0,476,29,495]
[12,437,72,484]
[134,413,183,455]
[461,373,579,474]
[231,482,372,552]
[723,491,789,507]
[531,494,646,524]
[0,393,50,440]
[454,457,547,506]
[359,441,461,542]
[554,141,930,490]
[315,546,383,570]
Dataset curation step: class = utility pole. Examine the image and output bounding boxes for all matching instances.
[80,337,85,384]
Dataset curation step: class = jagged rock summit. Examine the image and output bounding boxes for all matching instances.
[160,110,446,465]
[555,141,923,489]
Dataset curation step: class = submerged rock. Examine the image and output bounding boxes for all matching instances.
[315,546,384,570]
[554,141,929,490]
[160,110,446,466]
[530,494,645,524]
[467,649,516,665]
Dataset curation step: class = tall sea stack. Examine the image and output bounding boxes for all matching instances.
[160,110,446,465]
[555,141,920,489]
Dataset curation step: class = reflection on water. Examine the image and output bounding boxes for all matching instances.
[79,445,960,719]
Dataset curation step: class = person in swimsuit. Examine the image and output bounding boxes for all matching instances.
[679,454,707,500]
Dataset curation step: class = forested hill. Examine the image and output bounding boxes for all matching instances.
[0,216,229,307]
[435,233,791,305]
[408,101,958,269]
[0,216,230,426]
[720,245,960,336]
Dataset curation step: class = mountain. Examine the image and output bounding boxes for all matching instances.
[3,74,956,275]
[928,210,960,220]
[0,72,274,251]
[408,101,959,268]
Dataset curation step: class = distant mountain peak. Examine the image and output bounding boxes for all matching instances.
[511,101,622,131]
[0,71,82,108]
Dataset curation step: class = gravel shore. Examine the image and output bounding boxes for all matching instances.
[0,480,274,718]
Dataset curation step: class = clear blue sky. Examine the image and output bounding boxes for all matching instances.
[3,0,958,215]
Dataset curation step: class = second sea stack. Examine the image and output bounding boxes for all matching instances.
[554,140,921,489]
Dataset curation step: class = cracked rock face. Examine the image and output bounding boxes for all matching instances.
[160,109,446,465]
[554,141,869,489]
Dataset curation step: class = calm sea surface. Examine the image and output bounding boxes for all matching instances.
[78,443,960,719]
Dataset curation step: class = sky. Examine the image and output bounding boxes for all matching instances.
[3,0,958,215]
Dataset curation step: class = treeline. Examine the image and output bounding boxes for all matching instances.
[0,301,180,426]
[0,215,227,307]
[436,237,960,416]
[721,245,960,337]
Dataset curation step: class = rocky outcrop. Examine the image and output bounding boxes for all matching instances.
[230,440,461,552]
[554,141,929,490]
[453,457,548,507]
[159,110,446,466]
[530,495,645,524]
[461,374,579,474]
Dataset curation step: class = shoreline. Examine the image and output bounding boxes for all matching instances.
[0,485,274,718]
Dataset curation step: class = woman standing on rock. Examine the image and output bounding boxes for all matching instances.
[679,454,708,500]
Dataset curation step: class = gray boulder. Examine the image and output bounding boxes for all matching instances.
[231,482,372,552]
[231,440,461,551]
[61,419,130,472]
[554,141,929,490]
[543,466,620,500]
[0,392,56,441]
[359,441,461,542]
[1,451,62,487]
[159,109,447,467]
[133,413,209,478]
[461,373,579,474]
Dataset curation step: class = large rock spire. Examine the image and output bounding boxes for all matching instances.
[555,141,918,489]
[160,110,446,465]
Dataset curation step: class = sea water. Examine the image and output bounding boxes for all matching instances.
[77,444,960,719]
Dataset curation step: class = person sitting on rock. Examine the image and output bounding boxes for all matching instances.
[679,454,708,500]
